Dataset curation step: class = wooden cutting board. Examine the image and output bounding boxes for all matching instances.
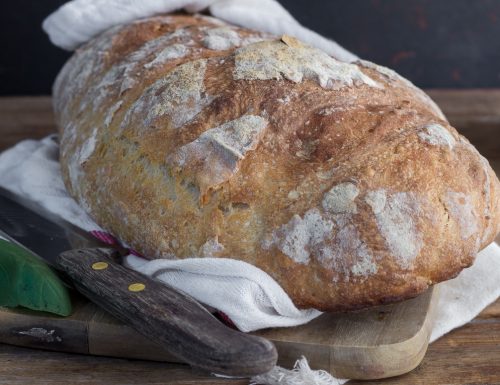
[0,286,437,380]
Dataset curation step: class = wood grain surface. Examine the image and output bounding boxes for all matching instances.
[0,93,499,384]
[0,285,437,380]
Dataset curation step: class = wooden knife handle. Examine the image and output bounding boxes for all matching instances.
[56,248,277,376]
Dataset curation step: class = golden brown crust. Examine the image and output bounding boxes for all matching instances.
[54,14,500,311]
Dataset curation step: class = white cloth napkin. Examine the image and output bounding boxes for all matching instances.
[42,0,358,62]
[14,0,498,383]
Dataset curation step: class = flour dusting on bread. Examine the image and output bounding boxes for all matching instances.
[418,123,456,149]
[316,217,378,280]
[203,27,241,50]
[144,44,189,68]
[104,101,123,128]
[262,208,334,265]
[322,182,359,214]
[85,28,195,114]
[67,127,98,209]
[370,191,423,269]
[365,190,387,214]
[78,128,98,165]
[234,40,379,90]
[200,238,225,257]
[54,25,122,120]
[167,115,268,192]
[445,191,478,240]
[330,219,378,278]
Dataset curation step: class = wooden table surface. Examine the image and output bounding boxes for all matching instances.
[0,93,499,385]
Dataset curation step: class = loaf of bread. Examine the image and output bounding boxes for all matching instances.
[54,14,500,311]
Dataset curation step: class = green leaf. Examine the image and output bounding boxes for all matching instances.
[0,239,72,316]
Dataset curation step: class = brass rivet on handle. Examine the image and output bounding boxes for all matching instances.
[128,283,146,292]
[92,262,109,270]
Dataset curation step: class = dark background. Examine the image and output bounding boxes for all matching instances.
[1,0,500,95]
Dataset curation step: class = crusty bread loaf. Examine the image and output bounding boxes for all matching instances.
[54,14,500,311]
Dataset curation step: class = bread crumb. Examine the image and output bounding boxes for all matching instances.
[281,35,303,48]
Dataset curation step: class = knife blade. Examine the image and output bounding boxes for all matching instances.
[0,189,277,376]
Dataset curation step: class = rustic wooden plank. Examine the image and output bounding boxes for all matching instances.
[427,89,500,159]
[0,97,56,150]
[0,344,245,385]
[349,322,500,385]
[427,89,500,119]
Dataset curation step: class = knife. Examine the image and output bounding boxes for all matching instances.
[0,189,277,376]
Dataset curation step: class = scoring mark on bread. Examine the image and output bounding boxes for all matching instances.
[121,59,210,132]
[54,25,123,120]
[79,28,195,115]
[167,115,268,194]
[67,127,98,211]
[459,137,494,244]
[104,101,124,128]
[234,40,380,90]
[418,123,456,149]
